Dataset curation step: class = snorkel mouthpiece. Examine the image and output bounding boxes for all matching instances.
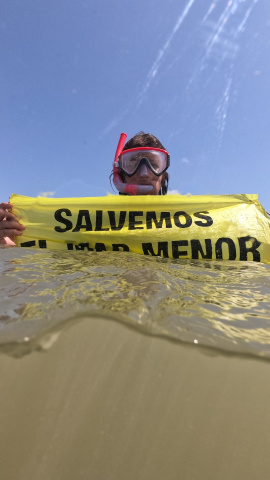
[113,132,154,195]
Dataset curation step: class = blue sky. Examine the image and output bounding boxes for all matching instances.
[2,0,270,209]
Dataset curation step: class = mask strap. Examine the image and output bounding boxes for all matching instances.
[161,177,168,195]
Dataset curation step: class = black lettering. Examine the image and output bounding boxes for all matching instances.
[20,239,47,248]
[142,242,169,258]
[95,210,109,231]
[72,210,92,232]
[21,240,36,247]
[194,211,213,227]
[108,211,127,231]
[95,243,107,252]
[67,244,74,250]
[112,244,130,251]
[172,240,189,258]
[191,239,212,259]
[174,211,192,228]
[74,243,93,251]
[38,240,47,248]
[54,209,73,232]
[129,211,144,230]
[146,211,172,229]
[238,236,261,262]
[215,238,236,260]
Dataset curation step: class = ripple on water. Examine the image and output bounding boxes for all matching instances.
[0,246,270,359]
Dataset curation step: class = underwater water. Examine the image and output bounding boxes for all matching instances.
[1,245,270,360]
[3,247,270,480]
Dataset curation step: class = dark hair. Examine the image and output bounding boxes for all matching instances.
[122,131,166,151]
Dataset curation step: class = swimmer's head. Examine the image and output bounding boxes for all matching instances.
[113,132,169,195]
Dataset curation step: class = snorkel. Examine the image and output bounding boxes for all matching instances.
[113,132,154,195]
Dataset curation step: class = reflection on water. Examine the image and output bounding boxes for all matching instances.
[1,246,270,359]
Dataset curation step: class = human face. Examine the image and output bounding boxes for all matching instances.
[123,162,167,195]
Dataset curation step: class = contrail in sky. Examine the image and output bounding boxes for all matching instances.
[101,0,258,138]
[137,0,197,104]
[101,0,196,136]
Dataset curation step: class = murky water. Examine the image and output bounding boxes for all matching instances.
[1,245,270,359]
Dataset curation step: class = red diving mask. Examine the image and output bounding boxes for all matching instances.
[113,133,170,195]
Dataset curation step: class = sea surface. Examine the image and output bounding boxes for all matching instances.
[1,245,270,359]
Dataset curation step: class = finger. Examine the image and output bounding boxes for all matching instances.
[0,203,14,222]
[0,220,25,231]
[0,211,21,223]
[0,228,24,238]
[0,202,13,211]
[0,211,20,221]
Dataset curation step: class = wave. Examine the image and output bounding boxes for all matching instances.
[1,246,270,359]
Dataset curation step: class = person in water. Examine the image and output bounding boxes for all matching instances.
[113,131,169,196]
[0,131,170,246]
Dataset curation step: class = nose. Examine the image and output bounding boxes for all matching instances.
[137,162,150,176]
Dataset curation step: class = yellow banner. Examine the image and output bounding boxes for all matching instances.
[10,193,270,264]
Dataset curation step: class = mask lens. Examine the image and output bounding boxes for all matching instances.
[119,149,168,175]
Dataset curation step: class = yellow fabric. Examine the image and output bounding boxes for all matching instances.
[10,193,270,264]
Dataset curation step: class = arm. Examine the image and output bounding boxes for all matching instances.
[0,202,25,246]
